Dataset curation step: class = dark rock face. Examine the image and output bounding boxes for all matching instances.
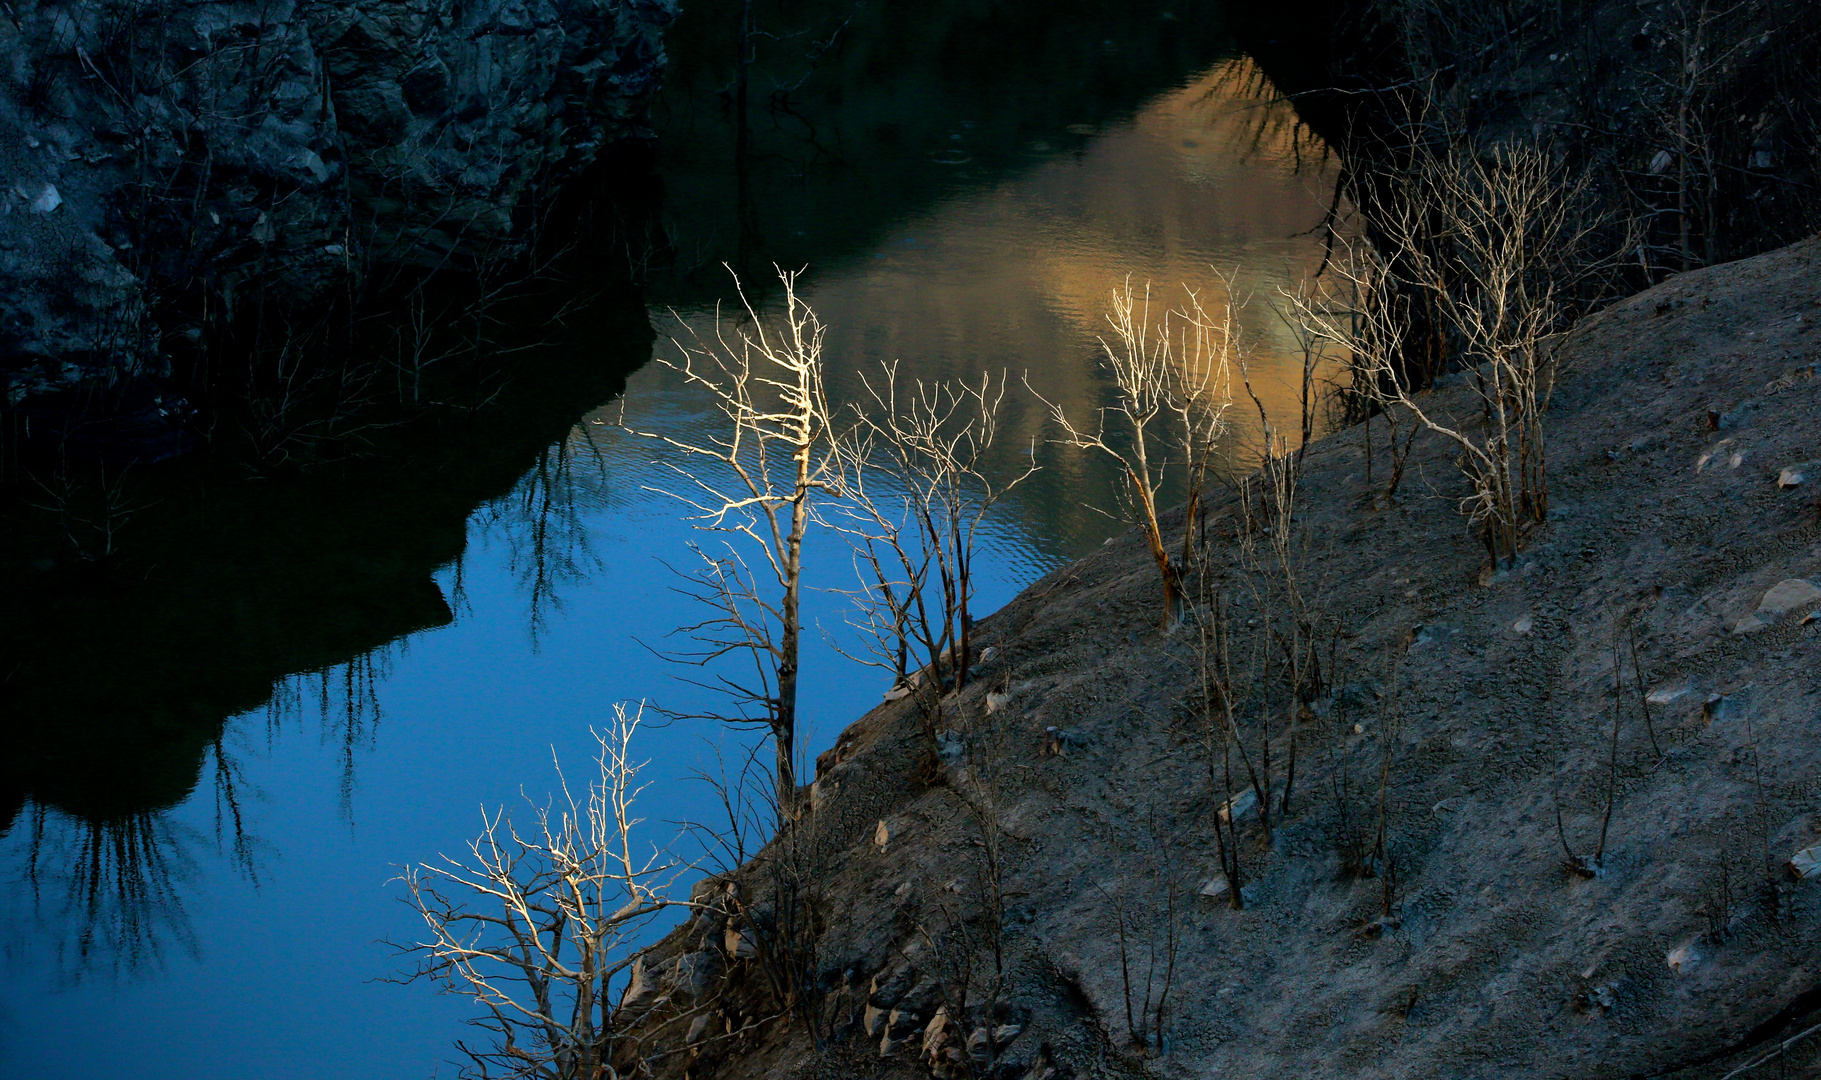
[0,0,674,423]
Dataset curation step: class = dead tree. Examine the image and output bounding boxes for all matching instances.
[1648,0,1755,271]
[1292,143,1597,572]
[1032,278,1236,626]
[630,265,842,823]
[837,366,1035,728]
[395,703,693,1080]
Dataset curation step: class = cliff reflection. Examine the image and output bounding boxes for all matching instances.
[650,0,1235,298]
[658,57,1343,558]
[0,650,407,980]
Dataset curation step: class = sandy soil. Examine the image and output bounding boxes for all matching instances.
[627,235,1821,1080]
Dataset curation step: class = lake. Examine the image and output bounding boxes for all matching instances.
[0,5,1338,1077]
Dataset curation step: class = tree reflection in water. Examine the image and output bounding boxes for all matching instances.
[475,427,610,648]
[265,648,393,819]
[7,800,201,983]
[1,648,398,981]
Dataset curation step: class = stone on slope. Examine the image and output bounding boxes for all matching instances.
[1759,579,1821,615]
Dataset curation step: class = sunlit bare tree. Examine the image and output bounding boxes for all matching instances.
[1292,143,1597,571]
[628,266,843,823]
[396,703,692,1080]
[1031,278,1236,626]
[836,366,1035,721]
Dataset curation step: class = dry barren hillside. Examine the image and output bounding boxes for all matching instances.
[624,235,1821,1080]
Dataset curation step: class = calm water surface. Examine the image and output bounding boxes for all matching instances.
[0,43,1336,1080]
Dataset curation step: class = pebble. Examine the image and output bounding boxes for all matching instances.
[1703,688,1752,723]
[723,925,757,959]
[1695,439,1745,471]
[921,1007,953,1059]
[15,181,60,214]
[1217,788,1258,824]
[621,956,659,1007]
[1737,580,1821,633]
[1758,579,1821,615]
[1791,845,1821,880]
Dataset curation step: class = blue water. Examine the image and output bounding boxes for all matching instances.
[0,56,1335,1080]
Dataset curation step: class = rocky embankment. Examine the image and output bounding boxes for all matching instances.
[0,0,672,436]
[619,236,1821,1079]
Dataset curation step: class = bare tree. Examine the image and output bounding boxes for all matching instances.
[1181,365,1327,879]
[1292,143,1596,572]
[678,722,838,1048]
[836,366,1035,727]
[1648,0,1754,271]
[629,266,843,823]
[1189,468,1310,862]
[1189,568,1249,909]
[26,457,155,562]
[1031,278,1237,626]
[1098,809,1181,1056]
[395,703,693,1080]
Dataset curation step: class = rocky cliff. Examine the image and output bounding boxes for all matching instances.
[1231,0,1821,282]
[0,0,673,444]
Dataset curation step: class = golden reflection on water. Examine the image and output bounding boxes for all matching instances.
[617,58,1345,560]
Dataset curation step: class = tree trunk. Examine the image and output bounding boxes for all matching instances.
[775,434,813,823]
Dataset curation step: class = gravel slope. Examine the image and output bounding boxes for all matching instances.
[627,235,1821,1080]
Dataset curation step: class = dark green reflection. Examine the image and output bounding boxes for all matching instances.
[650,0,1232,299]
[1,281,655,831]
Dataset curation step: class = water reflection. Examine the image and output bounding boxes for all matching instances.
[0,27,1344,1080]
[268,650,394,819]
[660,57,1343,560]
[651,0,1236,296]
[1,650,403,982]
[479,434,614,647]
[6,805,201,982]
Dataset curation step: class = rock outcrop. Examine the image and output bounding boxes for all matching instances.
[0,0,674,433]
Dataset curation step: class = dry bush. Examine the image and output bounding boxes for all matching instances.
[1293,141,1599,571]
[837,366,1034,731]
[1186,401,1331,893]
[1033,278,1238,626]
[395,703,697,1080]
